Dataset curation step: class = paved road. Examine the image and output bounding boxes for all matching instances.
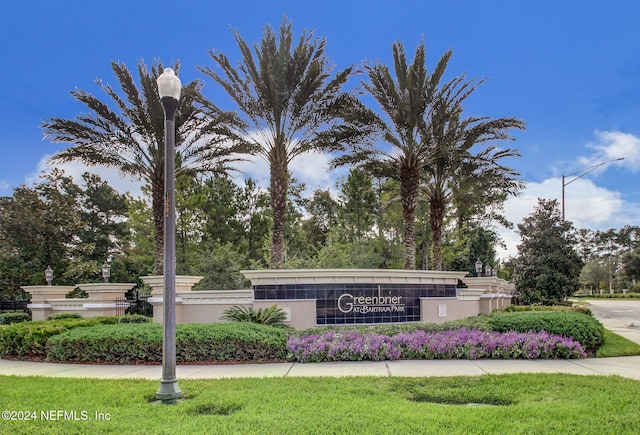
[586,299,640,326]
[583,299,640,346]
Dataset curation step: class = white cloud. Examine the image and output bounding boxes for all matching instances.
[498,177,632,260]
[231,155,271,187]
[231,150,347,197]
[497,130,640,260]
[578,130,640,173]
[28,154,145,198]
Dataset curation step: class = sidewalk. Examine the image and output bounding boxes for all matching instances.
[1,355,640,380]
[2,309,640,381]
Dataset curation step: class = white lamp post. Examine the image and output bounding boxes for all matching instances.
[156,68,182,403]
[475,259,483,277]
[101,261,111,283]
[45,266,53,286]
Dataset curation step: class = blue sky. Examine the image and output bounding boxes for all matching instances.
[1,1,639,258]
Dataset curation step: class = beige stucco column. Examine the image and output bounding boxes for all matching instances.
[20,285,77,320]
[75,282,136,317]
[141,275,203,323]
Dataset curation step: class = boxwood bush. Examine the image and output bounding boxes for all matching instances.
[0,312,31,325]
[294,316,494,339]
[489,311,604,355]
[46,322,289,364]
[495,305,592,316]
[46,313,82,320]
[117,314,151,324]
[0,317,119,359]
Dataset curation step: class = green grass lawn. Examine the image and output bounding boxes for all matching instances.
[597,329,640,357]
[1,374,639,434]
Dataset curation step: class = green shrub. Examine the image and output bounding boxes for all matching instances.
[46,313,82,320]
[0,317,118,359]
[118,314,151,324]
[495,305,592,316]
[489,311,605,355]
[222,305,287,326]
[294,316,494,339]
[573,293,640,299]
[0,312,31,325]
[46,322,289,364]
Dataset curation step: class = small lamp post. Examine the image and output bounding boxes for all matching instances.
[475,259,483,277]
[45,266,53,286]
[101,261,111,283]
[156,68,182,403]
[486,265,492,277]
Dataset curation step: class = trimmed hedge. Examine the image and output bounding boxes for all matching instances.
[46,313,82,321]
[295,316,494,339]
[0,317,119,359]
[489,311,604,355]
[0,312,31,325]
[117,314,151,324]
[494,305,592,316]
[46,322,289,364]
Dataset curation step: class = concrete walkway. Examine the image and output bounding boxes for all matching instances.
[2,355,640,380]
[2,306,640,381]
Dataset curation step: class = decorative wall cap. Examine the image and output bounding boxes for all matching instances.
[83,303,119,309]
[460,277,514,293]
[177,290,253,304]
[76,283,136,292]
[145,297,184,305]
[241,269,468,286]
[26,303,53,309]
[456,288,486,300]
[46,299,87,308]
[141,275,203,285]
[20,286,77,295]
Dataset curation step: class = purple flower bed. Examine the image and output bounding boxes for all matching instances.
[287,328,587,362]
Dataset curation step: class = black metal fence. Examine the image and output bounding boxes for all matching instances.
[114,294,153,317]
[0,300,30,313]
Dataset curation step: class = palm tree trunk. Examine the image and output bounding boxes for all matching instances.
[429,191,446,271]
[270,160,288,269]
[152,179,165,275]
[400,166,419,270]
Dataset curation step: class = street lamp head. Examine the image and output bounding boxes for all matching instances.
[157,68,181,101]
[45,266,53,286]
[101,261,111,283]
[475,259,483,276]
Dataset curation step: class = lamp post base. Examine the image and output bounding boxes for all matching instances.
[156,380,182,404]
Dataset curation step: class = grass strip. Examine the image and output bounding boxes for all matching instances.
[1,374,639,434]
[597,329,640,357]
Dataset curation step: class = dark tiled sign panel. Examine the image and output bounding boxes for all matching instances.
[253,283,456,324]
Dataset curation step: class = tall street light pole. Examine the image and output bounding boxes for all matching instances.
[156,68,182,404]
[562,157,624,221]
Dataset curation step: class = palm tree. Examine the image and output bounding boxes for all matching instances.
[42,60,247,274]
[333,41,450,269]
[198,17,375,269]
[422,75,525,270]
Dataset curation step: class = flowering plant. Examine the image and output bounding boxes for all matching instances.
[287,328,586,363]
